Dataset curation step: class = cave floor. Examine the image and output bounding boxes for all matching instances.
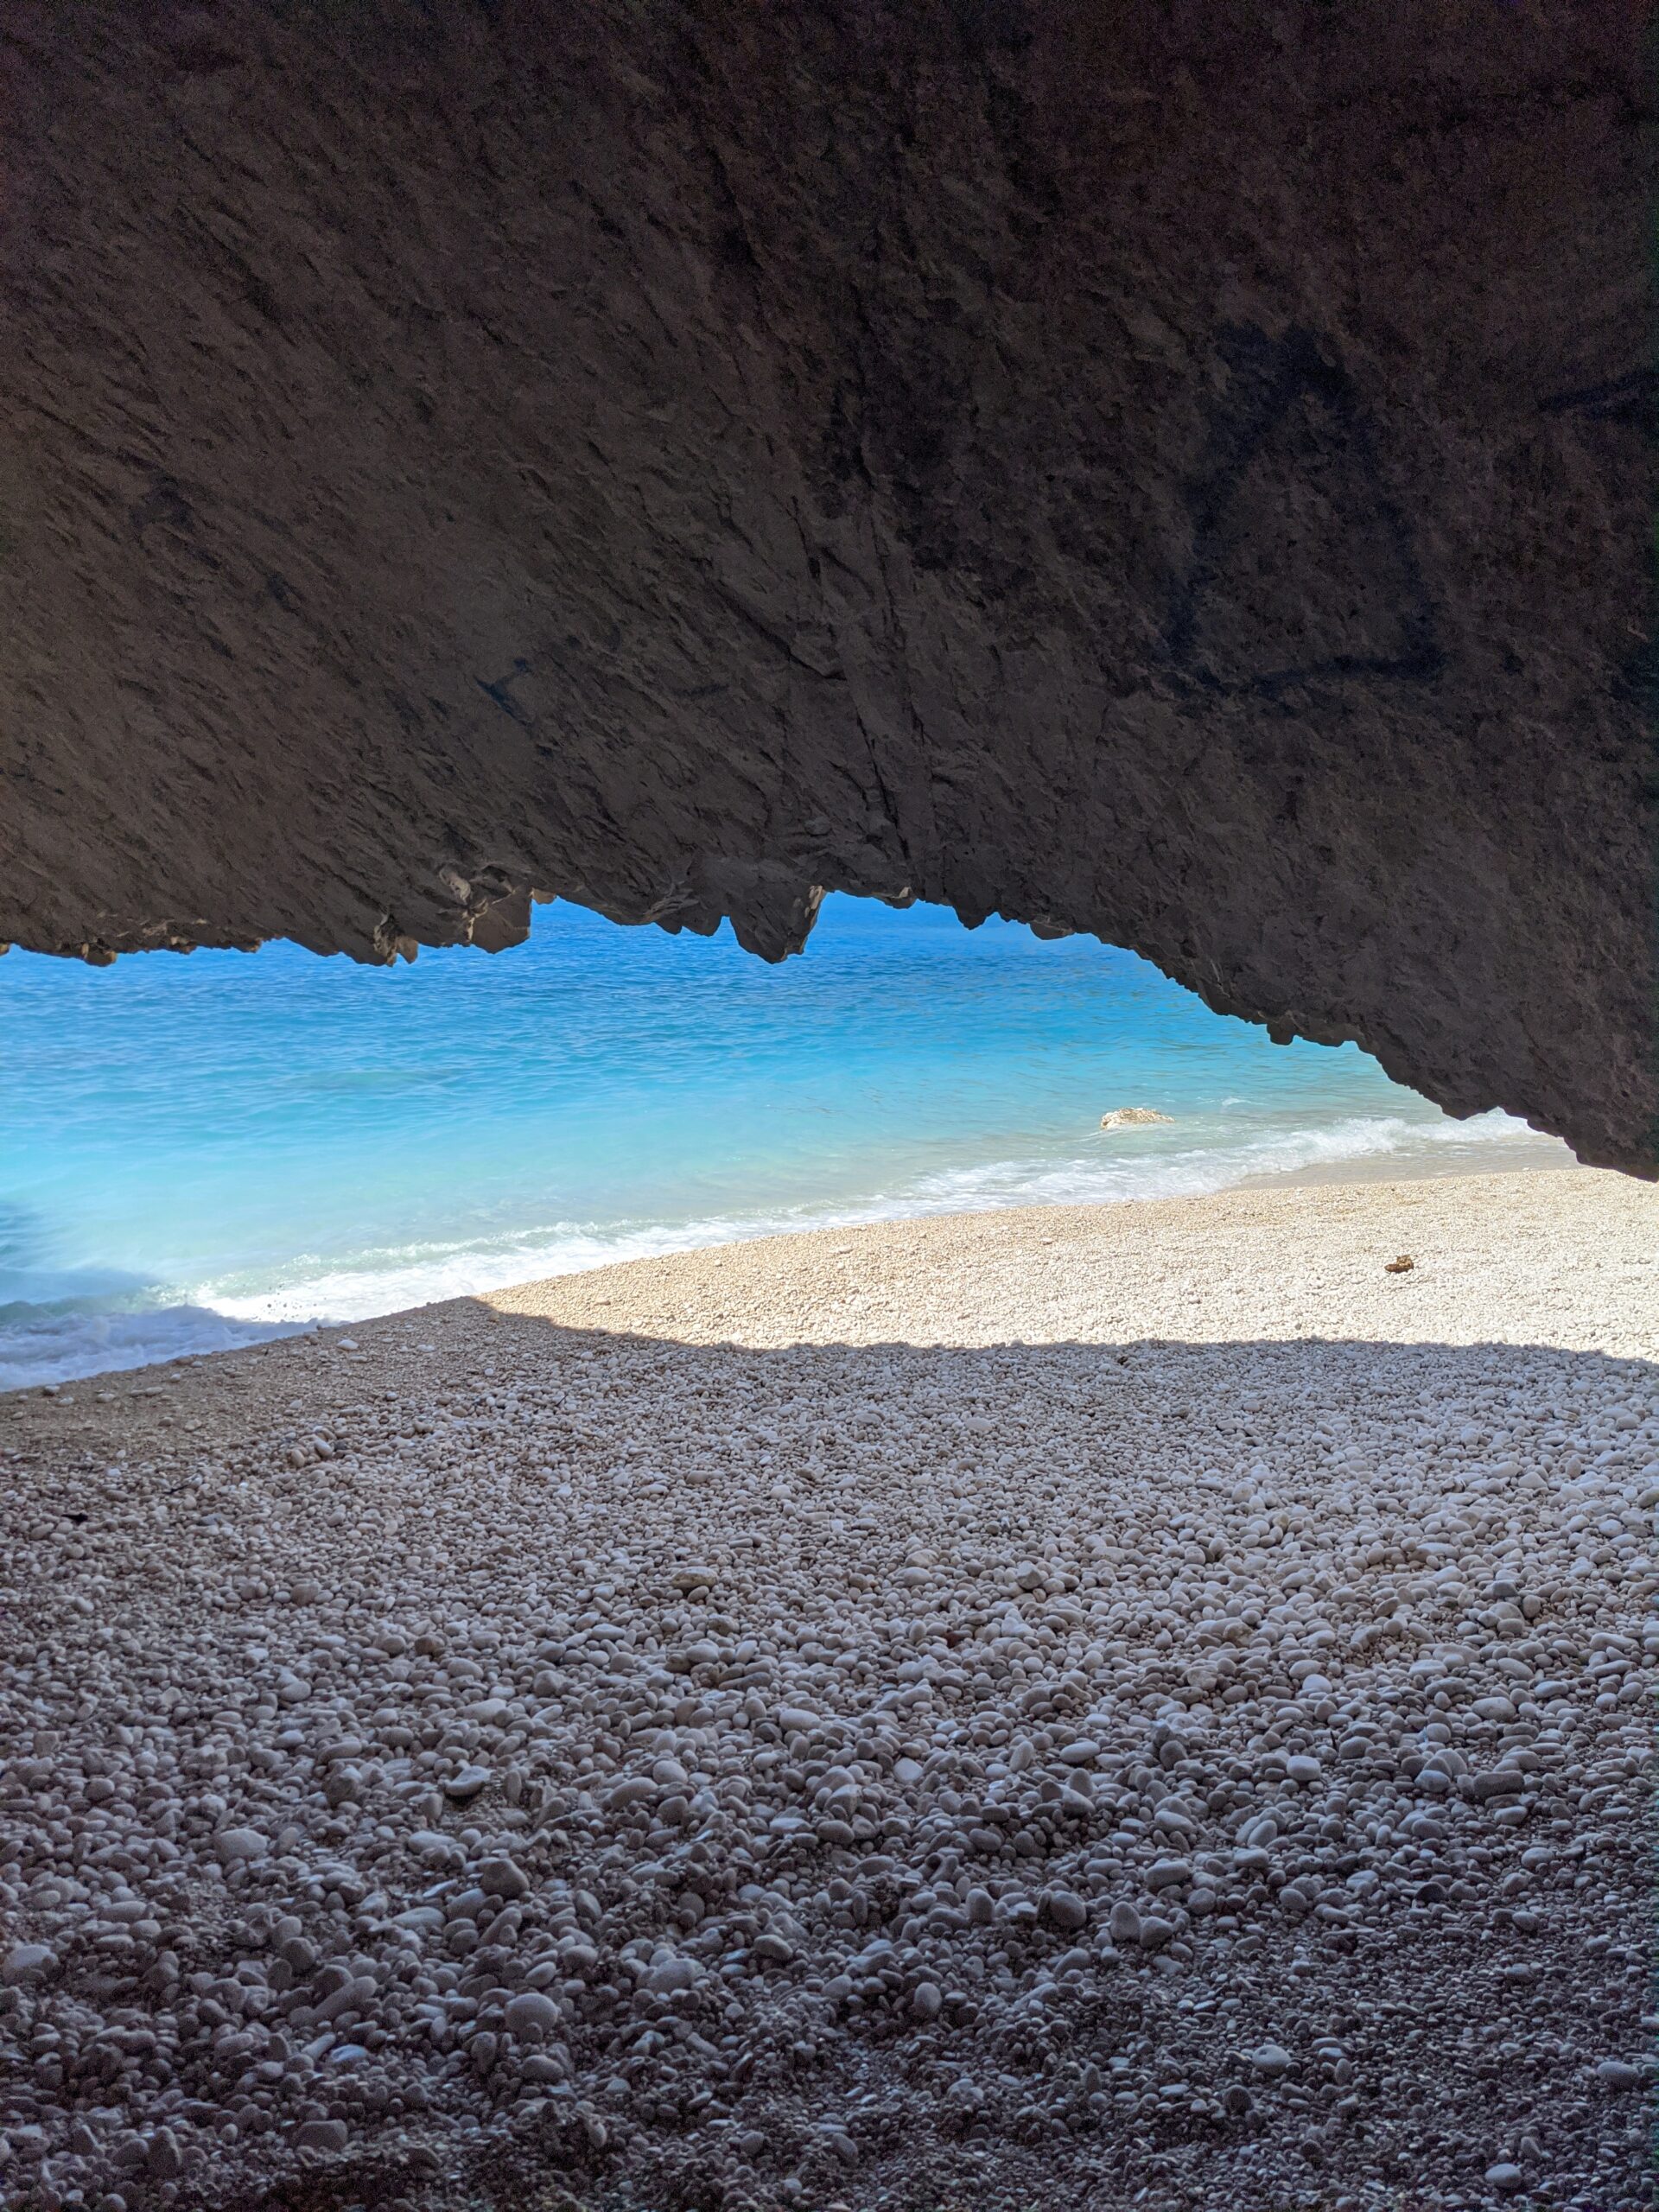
[1,1169,1654,2212]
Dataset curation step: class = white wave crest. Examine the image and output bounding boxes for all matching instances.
[902,1109,1560,1212]
[195,1109,1560,1325]
[0,1305,306,1395]
[2,1108,1563,1388]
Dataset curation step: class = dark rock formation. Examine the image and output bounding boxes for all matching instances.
[0,2,1653,1167]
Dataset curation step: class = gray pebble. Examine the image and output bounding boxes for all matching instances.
[294,2119,349,2154]
[1596,2059,1643,2091]
[1042,1888,1088,1932]
[504,1991,562,2040]
[1,1944,54,1986]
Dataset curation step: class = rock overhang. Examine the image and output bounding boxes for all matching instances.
[0,0,1652,1168]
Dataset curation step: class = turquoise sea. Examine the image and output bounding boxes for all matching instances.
[0,894,1565,1389]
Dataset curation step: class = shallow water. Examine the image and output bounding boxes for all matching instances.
[0,895,1565,1386]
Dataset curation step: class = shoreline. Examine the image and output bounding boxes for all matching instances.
[480,1161,1649,1362]
[1236,1133,1576,1191]
[1,1165,1654,2209]
[1,1142,1584,1396]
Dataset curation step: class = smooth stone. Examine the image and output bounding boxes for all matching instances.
[1596,2059,1643,2090]
[1108,1902,1141,1946]
[1042,1888,1089,1931]
[294,2119,349,2153]
[1248,2044,1294,2078]
[478,1855,530,1899]
[147,2128,183,2180]
[645,1957,699,1994]
[1146,1859,1192,1892]
[504,1991,562,2040]
[213,1827,267,1863]
[1,1944,55,1986]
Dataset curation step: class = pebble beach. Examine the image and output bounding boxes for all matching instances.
[1,1166,1655,2210]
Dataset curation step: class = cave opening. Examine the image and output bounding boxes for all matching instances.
[0,896,1565,1392]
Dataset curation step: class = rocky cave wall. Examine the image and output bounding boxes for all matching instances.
[0,1,1653,1169]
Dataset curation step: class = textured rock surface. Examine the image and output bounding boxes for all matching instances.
[0,2,1653,1166]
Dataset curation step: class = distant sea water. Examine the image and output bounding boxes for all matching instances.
[0,895,1568,1389]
